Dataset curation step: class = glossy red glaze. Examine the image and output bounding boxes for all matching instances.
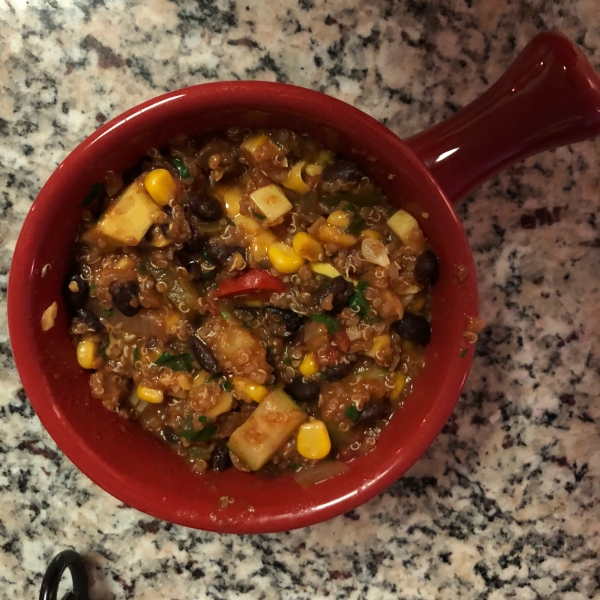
[406,32,600,203]
[7,33,600,533]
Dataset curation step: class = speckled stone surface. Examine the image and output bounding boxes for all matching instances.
[1,1,599,598]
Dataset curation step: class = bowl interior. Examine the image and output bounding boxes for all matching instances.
[8,82,478,533]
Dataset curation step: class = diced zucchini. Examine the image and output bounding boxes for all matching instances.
[310,262,357,285]
[387,209,422,245]
[250,184,293,223]
[213,184,243,219]
[240,134,281,162]
[206,392,234,419]
[145,262,198,316]
[310,262,343,279]
[227,389,307,471]
[92,182,162,246]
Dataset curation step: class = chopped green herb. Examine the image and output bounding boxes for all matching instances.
[133,348,141,361]
[345,404,361,422]
[138,263,148,276]
[89,283,97,295]
[202,269,216,281]
[346,216,366,236]
[349,281,369,317]
[154,352,194,372]
[459,348,468,358]
[206,373,222,383]
[102,308,115,317]
[364,316,382,325]
[220,309,232,320]
[221,379,233,392]
[99,333,109,360]
[170,157,190,179]
[201,249,214,265]
[287,462,301,471]
[252,211,266,220]
[284,357,292,365]
[198,415,213,423]
[322,188,385,208]
[180,423,217,442]
[342,202,356,213]
[80,182,103,208]
[310,313,340,334]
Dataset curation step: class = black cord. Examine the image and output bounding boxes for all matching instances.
[40,550,90,600]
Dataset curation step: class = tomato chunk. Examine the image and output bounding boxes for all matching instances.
[215,269,286,298]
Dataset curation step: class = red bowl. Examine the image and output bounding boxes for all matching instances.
[8,33,600,533]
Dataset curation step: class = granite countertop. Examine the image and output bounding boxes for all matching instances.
[1,1,599,598]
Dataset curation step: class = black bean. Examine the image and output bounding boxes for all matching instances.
[415,249,440,286]
[182,228,208,254]
[64,272,88,310]
[204,239,245,267]
[160,426,179,445]
[175,251,204,281]
[109,281,141,317]
[355,399,391,425]
[323,360,355,382]
[317,276,354,313]
[321,160,363,184]
[190,335,220,373]
[285,376,320,403]
[189,191,223,222]
[266,307,306,337]
[75,308,104,333]
[210,442,232,472]
[392,313,431,346]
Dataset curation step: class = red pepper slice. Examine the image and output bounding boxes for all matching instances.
[215,269,286,298]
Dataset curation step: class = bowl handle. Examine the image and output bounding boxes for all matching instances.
[404,32,600,204]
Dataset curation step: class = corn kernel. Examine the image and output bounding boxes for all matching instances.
[233,377,269,403]
[144,169,176,206]
[177,373,193,391]
[76,340,97,369]
[318,224,358,248]
[282,161,311,195]
[165,312,181,334]
[390,373,406,401]
[214,184,242,218]
[327,210,351,227]
[137,385,164,404]
[206,392,234,418]
[315,149,335,166]
[305,163,323,176]
[292,232,324,262]
[297,419,331,460]
[268,242,305,274]
[407,293,426,313]
[193,371,209,387]
[299,353,319,376]
[365,334,391,359]
[360,229,382,241]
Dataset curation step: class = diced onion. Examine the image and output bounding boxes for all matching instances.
[293,460,350,488]
[361,238,390,267]
[105,311,169,339]
[346,326,362,341]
